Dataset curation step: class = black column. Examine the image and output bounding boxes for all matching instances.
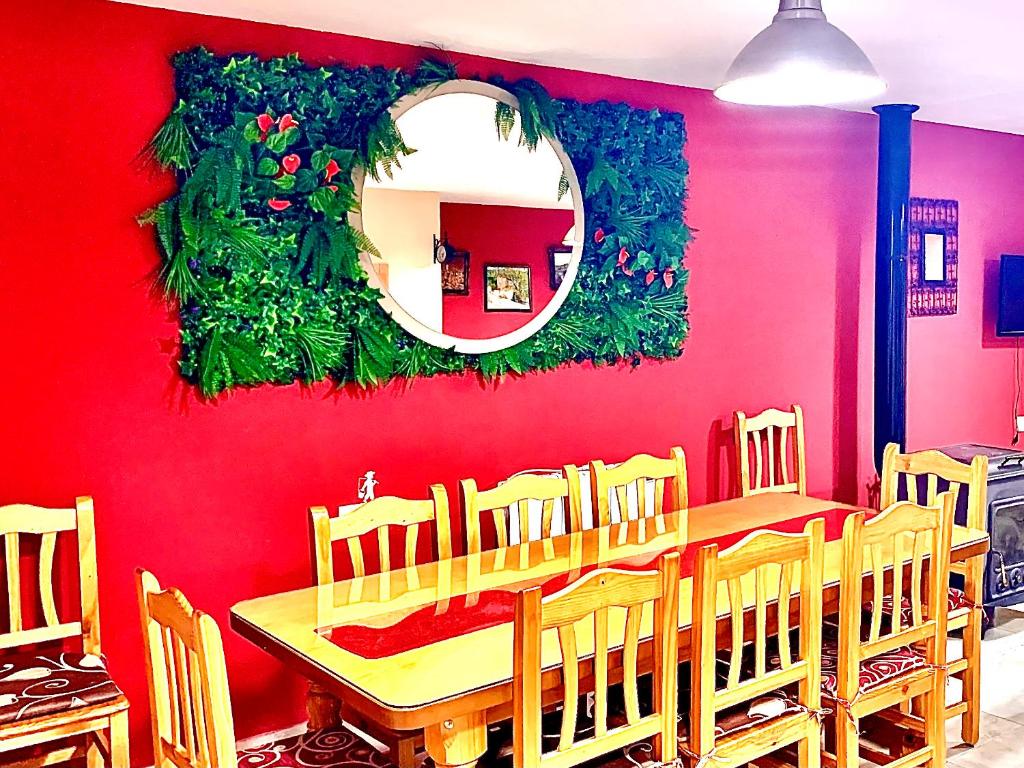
[873,104,919,471]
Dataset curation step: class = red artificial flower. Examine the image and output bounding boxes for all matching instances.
[621,266,634,277]
[594,228,605,244]
[278,113,299,132]
[324,158,341,182]
[256,113,275,132]
[326,185,339,192]
[645,270,658,286]
[282,154,301,174]
[617,247,630,266]
[663,269,675,288]
[267,198,292,211]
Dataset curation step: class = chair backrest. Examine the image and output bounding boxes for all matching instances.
[734,405,807,497]
[513,553,680,768]
[690,519,824,757]
[880,442,989,531]
[0,497,100,654]
[136,569,236,768]
[463,468,582,555]
[834,495,955,703]
[589,448,688,528]
[309,484,451,583]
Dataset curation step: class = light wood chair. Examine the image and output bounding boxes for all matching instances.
[308,485,450,767]
[734,405,807,497]
[685,519,825,768]
[512,553,680,768]
[136,569,399,768]
[880,442,989,745]
[0,497,129,768]
[462,467,583,555]
[825,495,955,768]
[588,447,688,528]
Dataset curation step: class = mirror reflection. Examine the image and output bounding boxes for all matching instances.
[361,89,581,347]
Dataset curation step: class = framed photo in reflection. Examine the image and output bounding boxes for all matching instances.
[484,264,532,312]
[440,248,470,295]
[549,245,573,290]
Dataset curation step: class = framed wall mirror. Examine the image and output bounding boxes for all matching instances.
[352,80,585,353]
[908,197,958,316]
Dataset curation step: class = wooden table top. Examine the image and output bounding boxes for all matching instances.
[230,493,989,730]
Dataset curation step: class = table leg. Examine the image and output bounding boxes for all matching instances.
[424,712,487,768]
[306,682,342,729]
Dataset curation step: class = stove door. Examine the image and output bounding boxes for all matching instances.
[989,495,1024,603]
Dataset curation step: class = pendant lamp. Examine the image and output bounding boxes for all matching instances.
[715,0,886,107]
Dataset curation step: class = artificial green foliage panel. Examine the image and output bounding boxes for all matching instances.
[146,48,690,396]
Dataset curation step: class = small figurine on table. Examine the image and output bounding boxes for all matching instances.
[357,470,378,502]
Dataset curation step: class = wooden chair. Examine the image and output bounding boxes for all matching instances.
[136,569,397,768]
[825,495,955,768]
[880,442,988,745]
[0,497,129,768]
[308,485,450,767]
[588,447,688,528]
[685,519,825,768]
[463,467,583,555]
[734,405,807,497]
[512,553,680,768]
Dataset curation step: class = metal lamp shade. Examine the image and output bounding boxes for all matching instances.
[716,1,886,107]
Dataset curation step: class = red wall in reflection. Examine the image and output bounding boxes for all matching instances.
[440,203,572,339]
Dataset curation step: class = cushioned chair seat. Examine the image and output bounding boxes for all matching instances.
[0,652,123,726]
[597,692,803,768]
[237,726,397,768]
[820,635,926,699]
[869,587,973,625]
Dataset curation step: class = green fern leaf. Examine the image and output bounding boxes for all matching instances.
[143,100,194,170]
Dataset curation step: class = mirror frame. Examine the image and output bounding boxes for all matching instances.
[350,80,585,354]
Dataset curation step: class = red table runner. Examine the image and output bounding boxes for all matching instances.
[328,506,860,659]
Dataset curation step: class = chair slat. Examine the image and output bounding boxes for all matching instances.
[623,605,642,724]
[593,607,609,738]
[39,532,59,627]
[754,566,767,677]
[727,577,743,688]
[869,543,884,642]
[766,425,776,488]
[753,435,763,491]
[6,533,22,633]
[557,624,579,751]
[377,526,391,574]
[347,537,365,578]
[891,533,905,635]
[779,427,790,485]
[778,561,793,668]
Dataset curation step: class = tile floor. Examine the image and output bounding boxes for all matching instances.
[933,604,1024,767]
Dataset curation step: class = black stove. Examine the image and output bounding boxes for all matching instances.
[937,443,1024,628]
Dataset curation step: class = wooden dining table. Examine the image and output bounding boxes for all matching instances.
[230,493,989,768]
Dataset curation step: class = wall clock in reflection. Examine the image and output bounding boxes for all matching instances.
[352,80,585,354]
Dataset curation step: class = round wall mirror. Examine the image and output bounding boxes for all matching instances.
[353,80,585,354]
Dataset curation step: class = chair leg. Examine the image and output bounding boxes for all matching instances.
[835,714,859,768]
[961,610,982,745]
[86,731,104,768]
[110,710,130,768]
[799,722,822,768]
[394,735,418,768]
[924,684,946,768]
[306,682,343,729]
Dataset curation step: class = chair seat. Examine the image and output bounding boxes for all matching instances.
[237,726,397,768]
[870,587,973,625]
[820,635,926,699]
[0,652,124,727]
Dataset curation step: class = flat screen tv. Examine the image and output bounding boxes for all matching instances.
[998,255,1024,336]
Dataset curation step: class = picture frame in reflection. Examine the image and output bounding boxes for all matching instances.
[548,245,573,290]
[484,264,532,312]
[441,248,470,295]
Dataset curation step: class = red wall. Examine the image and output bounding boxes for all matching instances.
[2,1,1024,762]
[440,203,571,338]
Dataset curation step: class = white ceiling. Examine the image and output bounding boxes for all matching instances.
[115,0,1024,135]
